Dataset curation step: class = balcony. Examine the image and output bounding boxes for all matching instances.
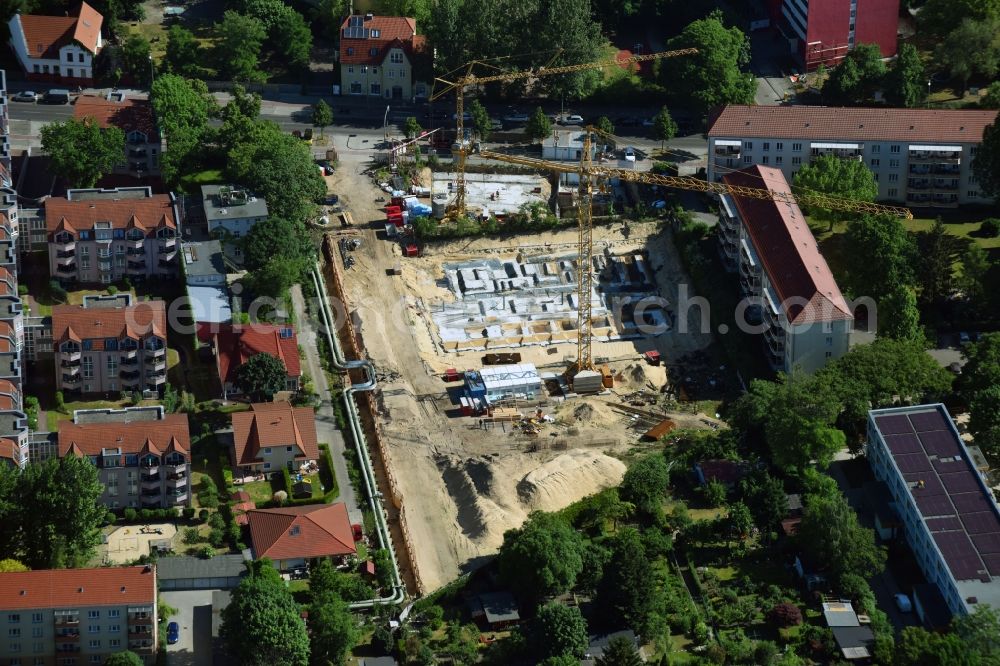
[54,615,80,626]
[55,263,77,275]
[140,465,159,478]
[166,474,187,489]
[54,632,80,641]
[168,490,188,504]
[933,179,959,191]
[160,238,176,251]
[128,148,147,158]
[141,475,161,488]
[164,462,187,476]
[128,640,155,653]
[120,354,139,366]
[150,358,167,372]
[127,261,147,273]
[56,250,76,265]
[128,615,154,628]
[140,497,161,508]
[53,239,75,251]
[140,487,162,498]
[61,374,81,386]
[61,357,80,368]
[55,643,81,653]
[121,347,138,360]
[909,151,961,165]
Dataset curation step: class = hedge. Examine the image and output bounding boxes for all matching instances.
[120,507,180,523]
[317,443,339,499]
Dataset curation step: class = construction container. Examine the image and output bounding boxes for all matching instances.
[644,350,661,366]
[385,205,402,217]
[385,223,398,238]
[460,396,473,416]
[600,364,614,389]
[444,368,462,382]
[403,244,419,257]
[573,369,604,394]
[386,264,402,276]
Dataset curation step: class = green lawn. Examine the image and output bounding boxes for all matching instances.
[176,169,225,195]
[45,398,153,430]
[242,478,279,506]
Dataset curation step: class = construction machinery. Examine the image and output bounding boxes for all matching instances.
[478,133,912,386]
[430,48,697,218]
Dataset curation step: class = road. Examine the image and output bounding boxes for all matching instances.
[289,283,363,525]
[161,590,215,666]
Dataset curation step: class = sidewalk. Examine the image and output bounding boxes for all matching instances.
[290,284,363,524]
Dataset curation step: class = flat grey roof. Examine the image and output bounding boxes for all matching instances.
[201,185,268,221]
[478,592,519,623]
[82,293,133,309]
[67,186,154,202]
[182,241,226,278]
[187,285,232,324]
[157,554,248,580]
[74,406,164,425]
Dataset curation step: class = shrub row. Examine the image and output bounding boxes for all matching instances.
[317,443,339,498]
[120,507,179,523]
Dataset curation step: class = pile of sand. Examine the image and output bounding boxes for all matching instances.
[561,399,619,428]
[617,361,668,391]
[517,450,627,513]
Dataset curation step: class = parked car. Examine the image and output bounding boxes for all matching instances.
[502,110,529,123]
[43,89,70,104]
[452,111,472,121]
[561,114,584,125]
[325,194,339,206]
[959,331,971,344]
[642,117,655,127]
[490,119,503,130]
[624,146,636,162]
[11,91,37,102]
[167,622,179,645]
[894,593,912,613]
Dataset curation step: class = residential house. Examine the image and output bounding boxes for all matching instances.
[583,630,641,666]
[338,14,428,100]
[7,2,103,84]
[763,0,898,70]
[693,459,751,490]
[718,165,852,374]
[781,493,803,537]
[52,406,191,510]
[472,592,520,631]
[246,503,356,571]
[182,240,233,338]
[45,187,180,284]
[228,401,319,476]
[211,324,301,400]
[866,404,1000,619]
[51,297,168,396]
[201,185,267,265]
[0,565,158,664]
[707,105,997,207]
[74,94,161,177]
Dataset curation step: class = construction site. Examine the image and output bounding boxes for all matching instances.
[430,172,549,218]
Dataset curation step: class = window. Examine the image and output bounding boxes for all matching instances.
[890,144,900,153]
[871,144,880,154]
[971,146,978,156]
[372,67,378,75]
[87,640,100,649]
[31,628,41,638]
[390,51,403,64]
[347,66,354,74]
[371,84,380,95]
[889,159,899,168]
[87,625,99,634]
[763,142,770,151]
[263,447,271,455]
[9,642,20,652]
[66,68,73,78]
[743,141,753,150]
[388,69,394,78]
[399,68,406,77]
[286,446,293,452]
[826,336,833,347]
[89,657,101,665]
[968,190,979,198]
[825,351,833,358]
[761,156,769,164]
[82,356,93,379]
[346,47,354,56]
[776,142,783,151]
[743,155,751,164]
[87,611,99,620]
[31,614,41,624]
[870,159,879,167]
[78,53,84,63]
[109,639,121,648]
[792,143,801,152]
[775,156,783,165]
[263,462,271,470]
[108,625,120,633]
[369,47,379,56]
[888,188,897,197]
[888,173,898,182]
[8,615,19,624]
[107,356,117,375]
[360,65,367,73]
[9,628,20,637]
[791,156,801,165]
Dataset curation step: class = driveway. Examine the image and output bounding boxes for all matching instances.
[161,590,215,666]
[290,284,363,524]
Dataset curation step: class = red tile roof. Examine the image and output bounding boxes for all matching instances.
[0,565,155,609]
[708,105,998,143]
[723,166,853,325]
[16,1,102,58]
[74,95,157,139]
[247,503,356,561]
[0,438,19,462]
[57,413,190,458]
[339,14,421,65]
[52,300,167,347]
[45,193,176,236]
[215,324,301,387]
[230,402,319,467]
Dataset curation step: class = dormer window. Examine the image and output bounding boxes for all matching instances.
[371,29,380,37]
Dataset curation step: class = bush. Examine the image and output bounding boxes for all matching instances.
[195,545,213,559]
[103,509,116,526]
[107,285,118,295]
[198,509,209,522]
[226,522,241,548]
[208,512,225,531]
[981,218,1000,237]
[281,467,293,494]
[317,443,338,498]
[182,507,196,520]
[208,528,224,547]
[183,528,201,544]
[124,508,138,522]
[768,602,803,627]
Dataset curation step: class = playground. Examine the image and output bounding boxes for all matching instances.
[102,523,178,564]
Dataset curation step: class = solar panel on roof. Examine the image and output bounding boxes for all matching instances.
[961,511,1000,535]
[919,430,962,457]
[952,493,993,514]
[885,433,923,455]
[909,409,949,432]
[926,516,964,532]
[875,414,913,435]
[907,474,945,496]
[972,532,1000,554]
[916,494,955,517]
[896,452,933,473]
[982,553,1000,577]
[940,471,981,493]
[932,456,965,472]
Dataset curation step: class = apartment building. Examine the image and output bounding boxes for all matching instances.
[0,565,157,666]
[6,2,103,84]
[51,298,167,396]
[338,14,428,100]
[229,401,319,476]
[45,187,179,284]
[212,324,301,400]
[74,95,161,177]
[867,404,1000,620]
[718,165,852,375]
[53,406,191,510]
[201,185,267,265]
[764,0,898,70]
[707,105,998,208]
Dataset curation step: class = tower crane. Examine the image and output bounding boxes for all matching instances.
[478,137,912,383]
[429,48,697,218]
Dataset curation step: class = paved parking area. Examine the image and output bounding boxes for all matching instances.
[161,590,215,666]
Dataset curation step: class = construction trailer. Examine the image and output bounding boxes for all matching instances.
[464,363,543,404]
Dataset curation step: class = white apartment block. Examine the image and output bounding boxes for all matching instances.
[707,105,998,208]
[718,165,852,375]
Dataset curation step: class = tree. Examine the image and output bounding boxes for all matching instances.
[739,471,786,537]
[959,243,991,308]
[40,118,125,189]
[539,656,578,666]
[242,217,312,272]
[596,115,614,136]
[468,98,491,140]
[701,479,727,507]
[916,219,960,305]
[755,376,845,472]
[968,386,1000,457]
[983,81,1000,108]
[951,604,1000,661]
[312,100,333,138]
[150,75,216,184]
[767,602,803,628]
[792,155,878,231]
[498,513,584,602]
[215,11,267,82]
[525,106,552,143]
[403,116,423,139]
[0,558,27,572]
[842,214,918,300]
[918,0,1000,38]
[886,43,926,107]
[959,333,1000,397]
[896,626,977,666]
[824,43,887,104]
[221,560,309,666]
[878,285,923,341]
[595,635,642,666]
[119,33,152,86]
[273,9,313,71]
[974,120,1000,198]
[937,18,1000,93]
[726,501,753,541]
[595,528,658,636]
[235,352,288,401]
[529,603,588,661]
[372,548,393,590]
[309,588,358,666]
[618,453,669,520]
[103,651,144,666]
[662,10,755,113]
[249,256,306,299]
[798,491,885,581]
[165,25,211,78]
[651,106,677,151]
